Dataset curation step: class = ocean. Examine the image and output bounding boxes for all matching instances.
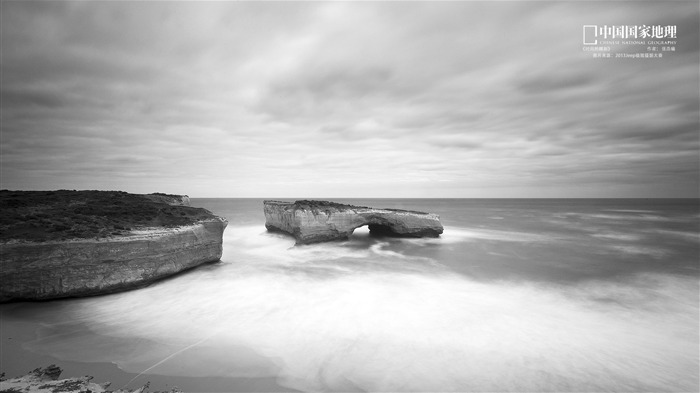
[1,198,698,392]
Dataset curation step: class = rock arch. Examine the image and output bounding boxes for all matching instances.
[264,200,443,244]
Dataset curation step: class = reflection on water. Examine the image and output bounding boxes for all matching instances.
[2,199,698,392]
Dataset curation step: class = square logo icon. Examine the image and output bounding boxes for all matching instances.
[583,25,598,45]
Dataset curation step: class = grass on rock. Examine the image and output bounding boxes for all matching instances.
[0,190,216,241]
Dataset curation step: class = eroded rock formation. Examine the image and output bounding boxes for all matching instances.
[264,200,443,244]
[0,364,178,393]
[0,190,227,302]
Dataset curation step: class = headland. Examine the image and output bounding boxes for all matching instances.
[0,190,228,302]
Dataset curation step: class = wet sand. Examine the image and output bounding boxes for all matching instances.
[0,304,296,393]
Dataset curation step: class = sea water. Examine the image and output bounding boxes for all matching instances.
[1,199,698,392]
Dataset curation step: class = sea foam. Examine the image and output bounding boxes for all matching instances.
[22,225,699,392]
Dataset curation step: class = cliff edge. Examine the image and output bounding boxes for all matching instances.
[0,190,227,303]
[264,200,443,244]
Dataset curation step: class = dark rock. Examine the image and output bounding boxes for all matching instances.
[0,365,179,393]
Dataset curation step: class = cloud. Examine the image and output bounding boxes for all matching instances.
[0,1,697,197]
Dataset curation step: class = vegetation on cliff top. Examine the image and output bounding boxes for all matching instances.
[291,200,429,215]
[0,190,216,241]
[295,200,368,210]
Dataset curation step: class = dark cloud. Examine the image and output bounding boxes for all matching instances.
[259,66,395,123]
[517,69,596,94]
[1,88,69,109]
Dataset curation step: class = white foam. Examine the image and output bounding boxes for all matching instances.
[223,225,372,266]
[649,229,700,243]
[370,241,409,259]
[19,225,699,392]
[411,226,552,245]
[575,213,671,222]
[591,232,643,242]
[604,209,657,214]
[608,244,669,258]
[31,266,699,392]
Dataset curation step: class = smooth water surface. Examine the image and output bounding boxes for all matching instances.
[2,199,698,392]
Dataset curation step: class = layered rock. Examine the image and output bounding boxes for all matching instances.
[1,219,226,302]
[264,200,443,244]
[0,190,227,303]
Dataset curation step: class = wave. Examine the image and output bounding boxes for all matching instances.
[402,226,554,246]
[604,209,657,213]
[18,233,699,392]
[13,224,699,392]
[647,229,700,243]
[591,232,643,241]
[568,212,678,222]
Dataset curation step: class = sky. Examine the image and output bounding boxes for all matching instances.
[1,1,698,198]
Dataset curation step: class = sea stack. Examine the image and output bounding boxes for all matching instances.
[0,190,227,303]
[264,200,443,244]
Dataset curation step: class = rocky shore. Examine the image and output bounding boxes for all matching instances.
[0,365,179,393]
[0,190,227,302]
[264,200,443,244]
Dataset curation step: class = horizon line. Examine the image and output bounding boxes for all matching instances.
[189,196,700,200]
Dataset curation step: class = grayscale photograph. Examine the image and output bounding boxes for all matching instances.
[1,1,698,392]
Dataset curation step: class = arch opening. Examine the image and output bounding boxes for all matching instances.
[349,223,401,239]
[367,224,401,237]
[351,225,371,237]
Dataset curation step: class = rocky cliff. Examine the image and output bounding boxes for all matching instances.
[0,190,227,303]
[141,193,191,206]
[264,200,443,244]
